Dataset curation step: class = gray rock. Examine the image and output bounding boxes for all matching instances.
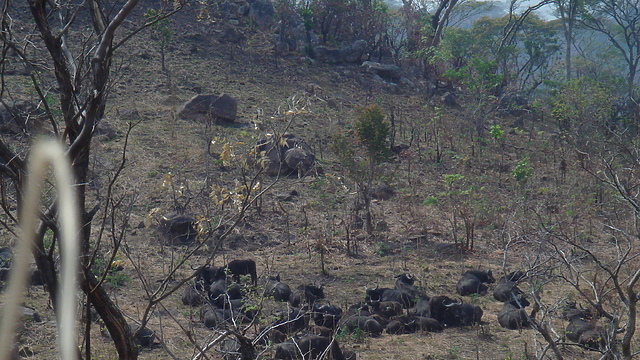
[211,94,238,122]
[361,61,402,81]
[284,147,315,176]
[254,134,315,176]
[178,94,237,122]
[314,40,367,64]
[341,40,367,63]
[249,0,275,27]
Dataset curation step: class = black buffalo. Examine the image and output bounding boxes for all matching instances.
[563,302,605,351]
[365,286,415,309]
[208,278,243,308]
[201,306,252,329]
[456,269,495,296]
[181,283,206,307]
[369,300,403,319]
[274,335,346,360]
[217,259,257,286]
[264,275,292,302]
[497,297,530,330]
[394,273,421,298]
[493,271,526,302]
[312,303,343,329]
[385,315,443,334]
[411,296,431,318]
[341,315,384,337]
[428,295,483,327]
[271,308,310,335]
[195,265,221,289]
[290,284,325,307]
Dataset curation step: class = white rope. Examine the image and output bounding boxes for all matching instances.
[0,139,80,360]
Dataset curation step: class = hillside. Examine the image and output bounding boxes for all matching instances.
[0,1,636,360]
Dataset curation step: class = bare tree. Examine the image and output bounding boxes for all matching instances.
[551,0,583,81]
[0,0,184,358]
[580,0,640,93]
[505,134,640,360]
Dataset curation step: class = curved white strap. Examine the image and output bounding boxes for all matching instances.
[0,140,79,360]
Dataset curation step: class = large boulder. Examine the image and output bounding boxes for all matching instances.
[313,40,367,64]
[248,0,275,27]
[253,134,316,176]
[361,61,402,81]
[178,94,237,123]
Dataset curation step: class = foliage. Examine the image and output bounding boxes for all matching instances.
[354,104,392,163]
[91,257,131,288]
[145,9,173,72]
[438,14,559,93]
[551,76,614,134]
[512,158,533,184]
[489,124,504,141]
[332,104,390,234]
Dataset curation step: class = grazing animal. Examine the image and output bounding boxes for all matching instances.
[498,297,530,330]
[456,269,495,296]
[290,284,325,307]
[369,301,403,319]
[428,295,482,327]
[208,278,243,308]
[563,302,604,351]
[386,315,443,334]
[341,315,384,337]
[394,273,421,298]
[493,271,526,302]
[264,275,292,302]
[274,335,346,360]
[217,259,258,286]
[411,296,431,317]
[365,286,415,309]
[271,308,310,335]
[312,303,343,329]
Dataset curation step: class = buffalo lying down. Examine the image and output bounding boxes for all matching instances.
[264,275,292,302]
[498,297,530,330]
[428,295,483,327]
[563,302,605,351]
[274,335,346,360]
[290,284,325,307]
[456,269,495,296]
[493,270,526,302]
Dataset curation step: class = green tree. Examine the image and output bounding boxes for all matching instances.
[551,76,614,136]
[333,105,390,235]
[145,9,173,74]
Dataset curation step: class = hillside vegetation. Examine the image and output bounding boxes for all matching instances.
[1,0,640,359]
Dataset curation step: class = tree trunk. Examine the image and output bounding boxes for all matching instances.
[80,270,139,360]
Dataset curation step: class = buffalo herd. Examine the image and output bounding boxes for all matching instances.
[180,260,605,358]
